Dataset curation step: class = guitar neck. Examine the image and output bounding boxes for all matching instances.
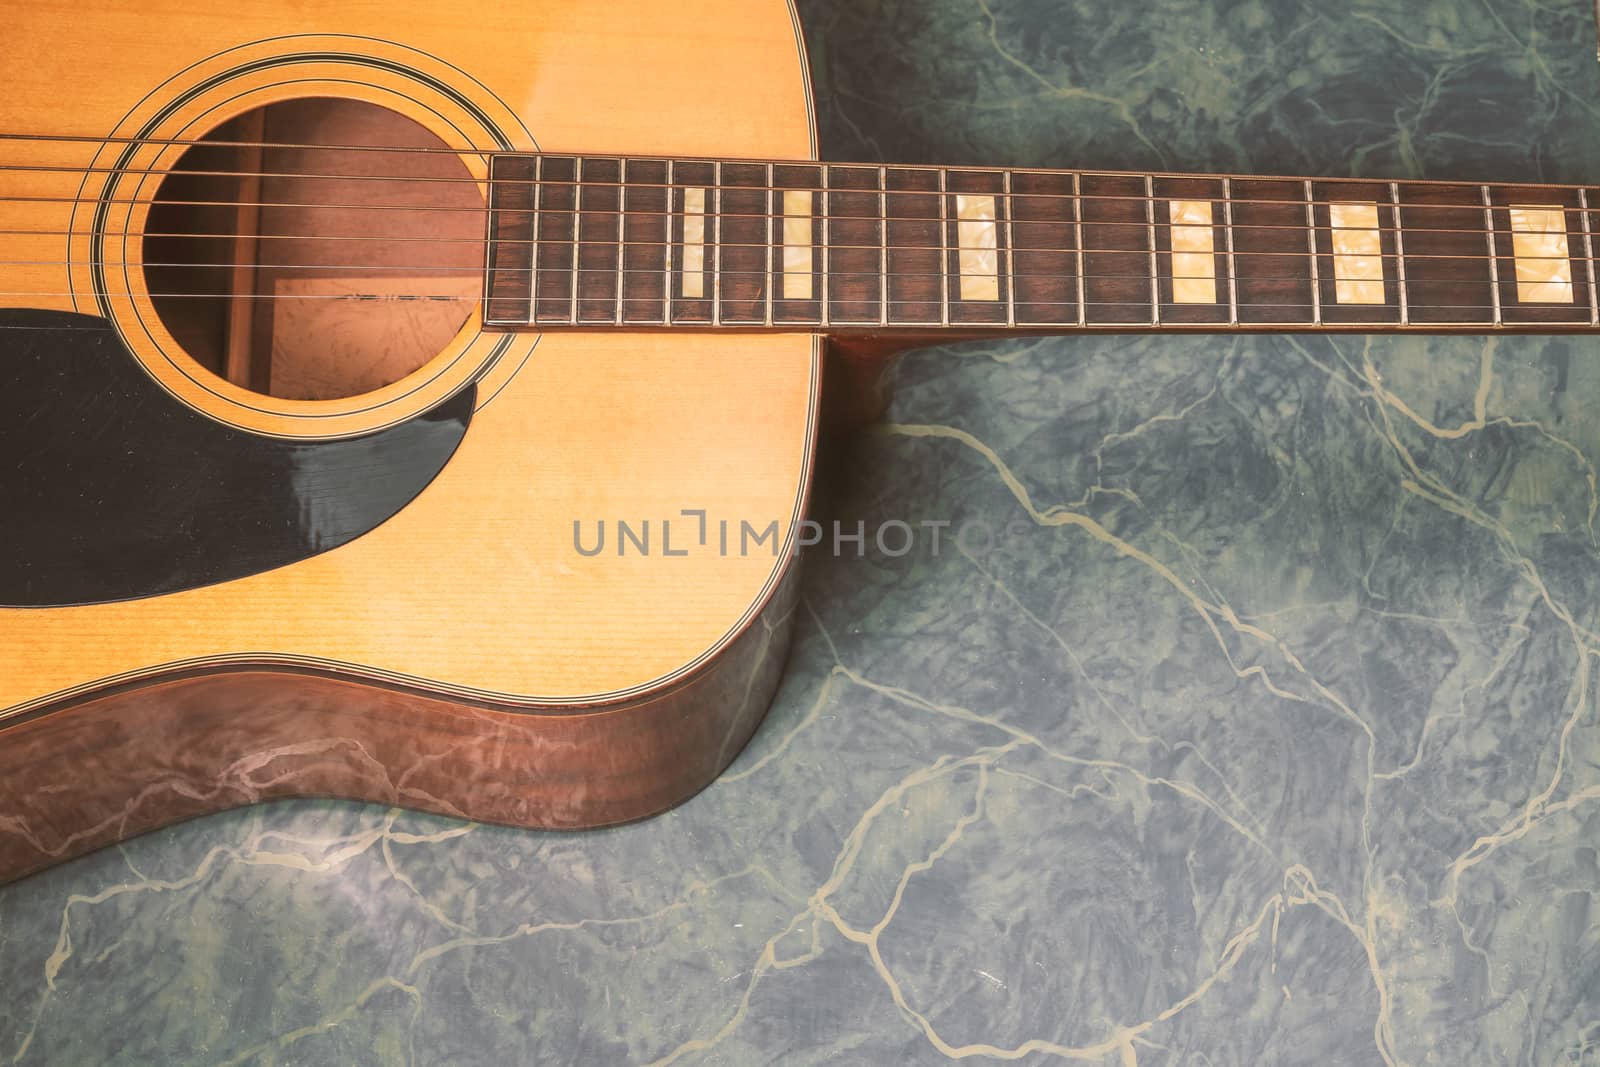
[483,154,1599,334]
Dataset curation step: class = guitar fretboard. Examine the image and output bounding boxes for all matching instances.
[483,154,1600,333]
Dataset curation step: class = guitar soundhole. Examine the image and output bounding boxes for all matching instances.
[143,98,484,401]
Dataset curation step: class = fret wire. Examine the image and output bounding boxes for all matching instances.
[1223,177,1239,325]
[1003,170,1017,328]
[528,154,542,326]
[1390,182,1409,326]
[1146,174,1159,325]
[821,167,831,328]
[1582,188,1599,327]
[480,154,499,323]
[1073,171,1087,327]
[1482,185,1502,326]
[879,165,889,328]
[712,160,722,327]
[764,163,775,327]
[663,160,674,325]
[569,157,582,326]
[1304,179,1321,326]
[938,168,950,327]
[614,159,626,325]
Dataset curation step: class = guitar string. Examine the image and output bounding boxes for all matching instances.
[3,221,1594,251]
[0,292,1551,316]
[0,131,513,155]
[0,240,1574,290]
[0,255,1588,299]
[2,157,1596,217]
[2,208,1590,277]
[2,233,1585,288]
[3,266,1567,308]
[2,215,1589,269]
[2,214,1592,254]
[0,229,1584,263]
[0,252,1584,292]
[3,247,1590,284]
[0,138,1591,206]
[0,255,1587,293]
[3,187,1594,240]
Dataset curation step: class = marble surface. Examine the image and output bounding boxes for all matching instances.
[5,0,1600,1062]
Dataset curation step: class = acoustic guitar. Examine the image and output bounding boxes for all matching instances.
[2,0,1594,882]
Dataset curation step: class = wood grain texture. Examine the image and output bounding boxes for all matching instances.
[0,561,800,883]
[2,326,819,709]
[0,4,819,742]
[0,0,819,438]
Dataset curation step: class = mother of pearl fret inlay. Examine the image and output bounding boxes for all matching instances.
[956,194,1000,301]
[1328,202,1385,305]
[782,190,813,300]
[682,187,707,299]
[1168,200,1216,304]
[1508,206,1574,304]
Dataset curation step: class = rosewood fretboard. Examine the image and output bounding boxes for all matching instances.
[483,154,1600,333]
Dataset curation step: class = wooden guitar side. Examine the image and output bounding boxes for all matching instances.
[0,0,821,881]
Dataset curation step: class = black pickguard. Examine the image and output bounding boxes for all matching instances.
[0,310,474,607]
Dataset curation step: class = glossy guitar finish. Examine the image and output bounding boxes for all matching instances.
[2,310,474,607]
[0,0,821,881]
[10,0,1595,884]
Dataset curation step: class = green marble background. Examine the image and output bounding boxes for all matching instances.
[5,0,1600,1062]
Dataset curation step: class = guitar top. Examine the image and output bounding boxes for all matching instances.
[0,0,820,882]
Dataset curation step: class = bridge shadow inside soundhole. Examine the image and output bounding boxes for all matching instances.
[142,98,483,401]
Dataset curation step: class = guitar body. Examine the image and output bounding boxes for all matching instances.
[0,0,821,880]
